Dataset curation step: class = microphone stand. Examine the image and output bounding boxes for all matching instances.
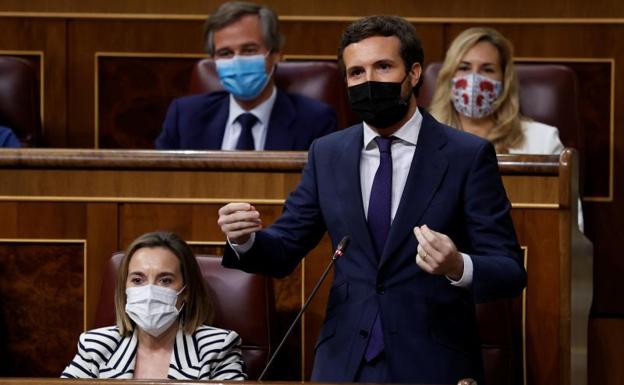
[257,236,350,381]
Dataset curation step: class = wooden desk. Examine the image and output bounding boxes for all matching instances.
[0,379,459,385]
[0,149,591,385]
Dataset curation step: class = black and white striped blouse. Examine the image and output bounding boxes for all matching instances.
[61,325,246,380]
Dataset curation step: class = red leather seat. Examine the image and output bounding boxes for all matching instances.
[94,253,275,380]
[0,56,42,146]
[189,59,356,129]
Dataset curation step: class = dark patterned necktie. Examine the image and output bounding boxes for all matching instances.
[235,112,258,150]
[364,135,393,362]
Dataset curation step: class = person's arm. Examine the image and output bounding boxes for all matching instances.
[546,125,565,154]
[448,252,473,288]
[60,332,98,378]
[319,105,338,135]
[155,99,181,149]
[462,141,527,302]
[220,141,326,277]
[201,331,246,380]
[0,126,20,148]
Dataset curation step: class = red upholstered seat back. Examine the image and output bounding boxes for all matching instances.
[0,56,42,146]
[94,253,275,380]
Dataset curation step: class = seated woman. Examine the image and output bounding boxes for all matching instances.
[61,231,246,380]
[429,27,563,154]
[430,27,583,231]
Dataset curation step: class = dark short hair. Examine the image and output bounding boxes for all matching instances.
[337,15,425,93]
[203,1,284,56]
[115,231,214,336]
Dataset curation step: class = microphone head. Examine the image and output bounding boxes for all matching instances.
[334,236,351,259]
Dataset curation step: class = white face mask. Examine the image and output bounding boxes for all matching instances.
[451,72,502,119]
[125,284,185,337]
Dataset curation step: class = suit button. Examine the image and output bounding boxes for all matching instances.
[359,330,368,338]
[376,284,385,294]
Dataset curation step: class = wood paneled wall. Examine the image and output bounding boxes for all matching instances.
[0,1,623,384]
[0,0,623,18]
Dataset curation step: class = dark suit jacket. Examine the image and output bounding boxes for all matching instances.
[155,90,337,150]
[0,125,20,148]
[223,109,526,384]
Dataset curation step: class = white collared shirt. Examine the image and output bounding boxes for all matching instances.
[220,86,277,150]
[360,108,422,221]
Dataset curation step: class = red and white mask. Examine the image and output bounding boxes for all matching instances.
[451,73,502,118]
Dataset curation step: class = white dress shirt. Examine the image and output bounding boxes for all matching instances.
[360,108,422,220]
[220,86,277,150]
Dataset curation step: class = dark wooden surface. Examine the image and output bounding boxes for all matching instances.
[0,379,453,385]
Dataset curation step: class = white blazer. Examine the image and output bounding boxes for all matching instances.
[61,325,246,380]
[508,120,564,154]
[509,120,584,231]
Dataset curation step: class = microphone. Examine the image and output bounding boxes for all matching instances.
[257,236,351,381]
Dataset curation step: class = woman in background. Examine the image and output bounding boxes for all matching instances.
[429,27,564,154]
[61,231,246,380]
[429,27,583,230]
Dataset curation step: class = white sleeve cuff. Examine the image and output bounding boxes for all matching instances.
[448,252,473,289]
[228,232,255,258]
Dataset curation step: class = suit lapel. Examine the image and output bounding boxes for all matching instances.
[334,125,378,265]
[100,329,137,379]
[168,328,201,379]
[264,90,296,150]
[204,94,229,149]
[381,111,449,265]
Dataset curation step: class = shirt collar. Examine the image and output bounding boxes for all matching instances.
[227,85,277,126]
[362,107,423,149]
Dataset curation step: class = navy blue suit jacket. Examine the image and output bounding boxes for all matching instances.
[155,90,336,150]
[0,125,20,148]
[223,109,526,383]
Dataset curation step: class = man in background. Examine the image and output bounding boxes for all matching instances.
[156,1,336,150]
[0,125,20,147]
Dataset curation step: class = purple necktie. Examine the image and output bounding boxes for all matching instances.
[367,136,393,257]
[235,113,258,150]
[364,136,393,362]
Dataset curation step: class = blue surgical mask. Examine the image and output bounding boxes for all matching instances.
[215,54,272,100]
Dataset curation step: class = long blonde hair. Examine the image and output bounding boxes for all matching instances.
[429,27,524,153]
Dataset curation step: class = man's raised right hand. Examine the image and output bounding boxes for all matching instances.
[217,202,263,245]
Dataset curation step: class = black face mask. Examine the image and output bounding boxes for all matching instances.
[347,76,412,129]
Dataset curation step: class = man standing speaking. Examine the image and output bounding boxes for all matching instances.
[218,15,526,384]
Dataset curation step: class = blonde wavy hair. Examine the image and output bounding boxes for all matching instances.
[429,27,524,153]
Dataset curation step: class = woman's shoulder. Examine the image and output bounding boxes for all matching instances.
[79,326,124,347]
[192,325,237,338]
[192,325,240,347]
[521,120,560,136]
[511,120,564,154]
